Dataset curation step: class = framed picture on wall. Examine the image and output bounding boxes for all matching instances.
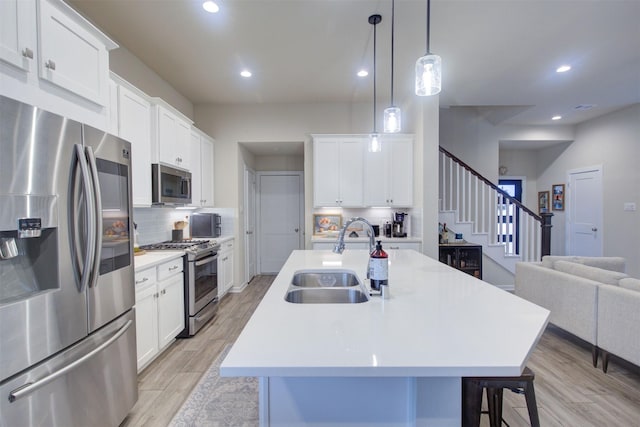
[538,191,550,214]
[313,214,342,235]
[552,184,565,211]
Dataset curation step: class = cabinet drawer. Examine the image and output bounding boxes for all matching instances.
[134,268,155,289]
[221,240,234,253]
[157,257,184,280]
[135,281,156,302]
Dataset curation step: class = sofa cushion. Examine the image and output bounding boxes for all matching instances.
[553,260,628,286]
[619,277,640,293]
[541,255,626,273]
[574,256,626,273]
[541,255,580,269]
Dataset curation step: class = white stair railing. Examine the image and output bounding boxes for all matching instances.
[439,148,546,265]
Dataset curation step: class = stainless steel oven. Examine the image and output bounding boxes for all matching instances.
[184,246,219,336]
[140,239,219,337]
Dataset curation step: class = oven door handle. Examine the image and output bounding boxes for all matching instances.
[195,255,218,266]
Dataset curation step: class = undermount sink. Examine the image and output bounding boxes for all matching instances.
[285,269,369,304]
[285,288,369,304]
[291,270,360,287]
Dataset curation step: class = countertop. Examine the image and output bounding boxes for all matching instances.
[134,250,184,270]
[133,236,234,271]
[221,249,549,378]
[311,236,422,243]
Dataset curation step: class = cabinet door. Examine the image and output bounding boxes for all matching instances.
[200,136,214,206]
[388,138,413,207]
[313,138,341,206]
[220,251,234,296]
[135,284,158,371]
[363,148,389,206]
[0,0,36,73]
[338,139,364,206]
[157,107,178,166]
[157,274,185,349]
[189,130,202,206]
[119,85,152,206]
[176,119,191,170]
[38,0,110,106]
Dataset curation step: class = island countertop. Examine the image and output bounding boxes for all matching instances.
[221,249,549,378]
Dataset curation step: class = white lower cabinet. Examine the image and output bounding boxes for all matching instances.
[218,239,234,297]
[135,256,185,372]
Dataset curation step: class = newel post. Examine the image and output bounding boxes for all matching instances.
[540,213,553,259]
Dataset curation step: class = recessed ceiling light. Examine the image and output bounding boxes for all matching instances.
[202,1,219,13]
[240,70,252,78]
[357,69,369,77]
[556,65,571,73]
[552,115,562,121]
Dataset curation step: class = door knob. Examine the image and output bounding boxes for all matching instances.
[294,228,299,232]
[592,227,598,232]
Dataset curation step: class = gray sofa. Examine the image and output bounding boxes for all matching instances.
[515,256,639,372]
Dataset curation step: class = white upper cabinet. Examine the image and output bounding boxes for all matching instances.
[189,128,215,207]
[37,0,114,106]
[1,0,117,129]
[0,0,36,73]
[313,135,364,207]
[115,78,152,206]
[364,135,413,207]
[150,99,192,171]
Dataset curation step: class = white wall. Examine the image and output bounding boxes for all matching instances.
[110,46,194,119]
[535,104,640,277]
[443,104,640,279]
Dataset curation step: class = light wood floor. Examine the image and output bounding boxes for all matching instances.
[121,275,640,426]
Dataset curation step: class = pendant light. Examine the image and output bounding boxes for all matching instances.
[383,0,401,133]
[415,0,441,96]
[369,14,382,152]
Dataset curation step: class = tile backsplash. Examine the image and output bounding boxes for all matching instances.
[134,207,235,245]
[313,207,422,237]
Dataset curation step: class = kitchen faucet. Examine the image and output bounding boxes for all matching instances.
[333,217,376,254]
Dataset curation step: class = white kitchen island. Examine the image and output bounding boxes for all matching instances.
[221,250,549,426]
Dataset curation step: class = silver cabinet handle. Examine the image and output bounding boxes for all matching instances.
[22,48,34,59]
[161,289,166,295]
[45,59,56,70]
[169,265,179,271]
[135,277,149,285]
[9,320,133,402]
[592,227,598,232]
[294,228,299,232]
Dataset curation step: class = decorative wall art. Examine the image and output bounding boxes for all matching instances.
[538,191,550,214]
[313,214,342,235]
[552,184,565,211]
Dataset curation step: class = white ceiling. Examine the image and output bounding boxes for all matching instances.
[71,0,640,131]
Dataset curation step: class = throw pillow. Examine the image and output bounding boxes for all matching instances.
[553,260,628,286]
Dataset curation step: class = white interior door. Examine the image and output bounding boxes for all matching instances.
[244,166,257,283]
[567,167,603,256]
[258,172,303,274]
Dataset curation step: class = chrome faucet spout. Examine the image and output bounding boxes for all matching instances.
[333,217,376,254]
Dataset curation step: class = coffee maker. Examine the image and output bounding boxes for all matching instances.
[392,212,408,237]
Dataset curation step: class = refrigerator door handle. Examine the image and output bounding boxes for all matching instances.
[7,319,133,403]
[85,146,103,288]
[74,144,96,293]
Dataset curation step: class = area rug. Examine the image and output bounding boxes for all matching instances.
[169,345,259,427]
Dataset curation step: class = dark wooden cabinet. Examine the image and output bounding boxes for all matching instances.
[439,244,482,279]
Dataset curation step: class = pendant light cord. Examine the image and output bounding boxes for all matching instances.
[373,18,377,133]
[426,0,431,54]
[391,0,395,107]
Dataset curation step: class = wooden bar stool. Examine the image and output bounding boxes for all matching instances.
[462,366,540,427]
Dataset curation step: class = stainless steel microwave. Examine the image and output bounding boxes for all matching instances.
[152,164,192,205]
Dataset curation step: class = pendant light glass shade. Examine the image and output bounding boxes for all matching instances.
[383,0,401,133]
[415,53,441,96]
[383,107,401,133]
[415,0,441,96]
[369,133,381,153]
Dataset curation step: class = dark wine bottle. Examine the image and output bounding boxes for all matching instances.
[369,240,388,291]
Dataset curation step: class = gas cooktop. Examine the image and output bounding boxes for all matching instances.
[140,239,219,255]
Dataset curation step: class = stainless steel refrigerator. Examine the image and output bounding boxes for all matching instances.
[0,95,137,426]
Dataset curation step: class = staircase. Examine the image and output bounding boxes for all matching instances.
[439,147,551,275]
